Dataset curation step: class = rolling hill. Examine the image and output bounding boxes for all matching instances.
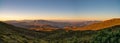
[0,21,54,43]
[67,18,120,31]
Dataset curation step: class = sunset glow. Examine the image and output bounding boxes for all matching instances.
[0,0,120,21]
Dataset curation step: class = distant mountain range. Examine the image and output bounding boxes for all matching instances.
[4,18,120,31]
[5,20,100,31]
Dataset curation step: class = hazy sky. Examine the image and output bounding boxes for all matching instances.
[0,0,120,21]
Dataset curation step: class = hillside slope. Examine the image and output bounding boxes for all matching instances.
[0,21,53,43]
[91,25,120,43]
[70,18,120,30]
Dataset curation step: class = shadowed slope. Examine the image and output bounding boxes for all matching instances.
[0,21,52,43]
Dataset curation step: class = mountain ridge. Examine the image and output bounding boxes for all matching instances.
[68,18,120,30]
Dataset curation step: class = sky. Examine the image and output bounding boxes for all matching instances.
[0,0,120,21]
